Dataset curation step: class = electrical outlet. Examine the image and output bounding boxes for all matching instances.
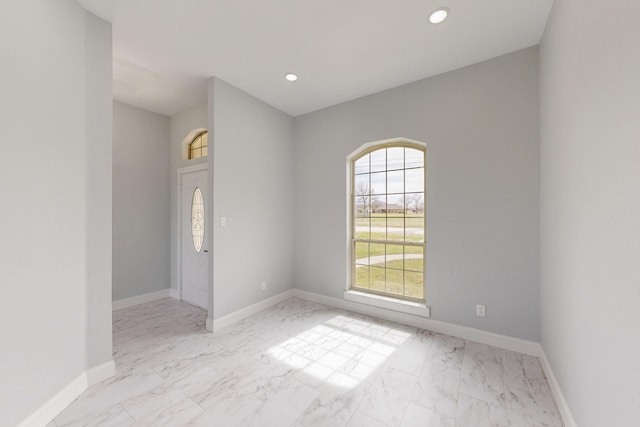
[476,304,486,317]
[220,216,227,227]
[261,281,267,290]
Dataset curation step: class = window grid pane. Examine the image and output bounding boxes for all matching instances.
[189,131,209,159]
[351,144,425,301]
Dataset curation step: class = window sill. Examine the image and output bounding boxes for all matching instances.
[343,290,430,318]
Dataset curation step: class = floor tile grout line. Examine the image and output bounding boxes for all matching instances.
[499,350,513,425]
[118,402,138,424]
[401,334,436,418]
[451,340,468,425]
[400,367,424,426]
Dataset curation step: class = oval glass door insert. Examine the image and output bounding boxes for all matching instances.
[191,187,204,252]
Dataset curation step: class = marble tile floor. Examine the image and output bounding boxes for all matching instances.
[52,297,564,427]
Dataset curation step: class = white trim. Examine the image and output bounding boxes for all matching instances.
[211,289,296,332]
[86,360,116,386]
[292,289,540,356]
[344,290,430,318]
[169,288,180,300]
[112,289,171,311]
[17,371,87,427]
[17,360,115,427]
[176,163,209,305]
[176,163,209,182]
[180,128,208,161]
[539,347,577,427]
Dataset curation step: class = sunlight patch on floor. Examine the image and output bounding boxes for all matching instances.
[267,314,411,388]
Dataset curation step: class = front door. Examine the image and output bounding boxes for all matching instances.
[181,170,208,309]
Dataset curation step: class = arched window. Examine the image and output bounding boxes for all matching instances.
[350,140,426,301]
[189,131,208,159]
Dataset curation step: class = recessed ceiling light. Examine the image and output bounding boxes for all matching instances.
[429,8,449,24]
[285,73,298,82]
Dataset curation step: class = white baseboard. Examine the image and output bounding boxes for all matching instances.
[292,289,541,356]
[211,289,296,332]
[86,360,115,386]
[292,290,577,424]
[112,289,171,311]
[17,371,87,427]
[539,347,577,427]
[298,288,574,426]
[17,360,115,427]
[205,287,539,355]
[169,288,180,300]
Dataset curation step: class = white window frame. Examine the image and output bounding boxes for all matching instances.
[345,137,430,317]
[188,130,208,160]
[180,127,207,161]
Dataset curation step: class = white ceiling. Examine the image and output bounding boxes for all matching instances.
[78,0,553,117]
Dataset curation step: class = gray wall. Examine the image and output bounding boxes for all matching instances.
[211,78,295,319]
[0,2,112,425]
[113,101,170,300]
[294,47,540,340]
[540,1,640,426]
[169,104,208,293]
[84,11,114,370]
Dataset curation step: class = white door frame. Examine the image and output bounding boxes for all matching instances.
[176,163,208,301]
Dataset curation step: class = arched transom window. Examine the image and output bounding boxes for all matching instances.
[189,131,208,159]
[350,141,426,301]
